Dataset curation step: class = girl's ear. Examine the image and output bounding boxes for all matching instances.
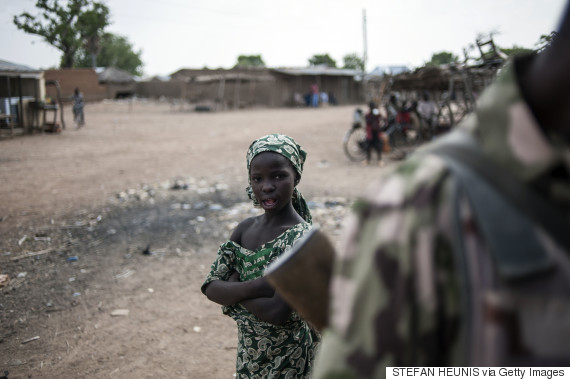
[294,174,301,186]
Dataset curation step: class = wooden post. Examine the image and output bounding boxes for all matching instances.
[233,74,241,110]
[6,76,13,137]
[249,80,256,106]
[180,80,186,111]
[216,77,226,111]
[18,76,25,133]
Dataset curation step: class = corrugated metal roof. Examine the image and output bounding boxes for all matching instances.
[271,67,361,77]
[367,65,411,78]
[194,73,275,83]
[0,59,41,73]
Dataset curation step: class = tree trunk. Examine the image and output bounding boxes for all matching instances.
[62,51,74,68]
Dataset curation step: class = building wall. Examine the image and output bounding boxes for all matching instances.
[44,68,106,102]
[105,83,137,98]
[136,81,186,99]
[134,74,362,108]
[272,74,363,106]
[135,79,277,108]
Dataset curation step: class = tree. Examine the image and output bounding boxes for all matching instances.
[13,0,110,68]
[74,33,144,76]
[427,51,459,66]
[536,31,557,52]
[235,55,265,68]
[308,54,337,68]
[78,2,110,68]
[342,53,364,71]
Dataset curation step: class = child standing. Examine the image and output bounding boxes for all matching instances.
[72,88,85,128]
[364,102,384,166]
[201,134,320,378]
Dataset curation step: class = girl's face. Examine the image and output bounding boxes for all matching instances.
[250,152,298,213]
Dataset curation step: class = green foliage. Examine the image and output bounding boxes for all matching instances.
[308,54,337,68]
[536,31,557,52]
[78,2,109,67]
[427,51,459,66]
[74,33,143,76]
[342,53,364,71]
[13,0,110,68]
[499,45,534,57]
[235,55,265,68]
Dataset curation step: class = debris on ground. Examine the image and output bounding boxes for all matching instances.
[0,274,9,287]
[115,176,229,204]
[110,309,130,317]
[142,244,154,255]
[21,336,40,344]
[0,174,356,377]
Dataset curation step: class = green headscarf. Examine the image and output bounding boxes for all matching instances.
[246,134,312,224]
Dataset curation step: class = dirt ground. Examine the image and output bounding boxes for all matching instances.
[0,100,409,378]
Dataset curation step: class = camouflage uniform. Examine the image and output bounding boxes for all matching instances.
[312,55,570,378]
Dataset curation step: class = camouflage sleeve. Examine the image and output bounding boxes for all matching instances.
[313,155,463,378]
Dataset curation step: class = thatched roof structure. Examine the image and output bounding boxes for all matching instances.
[97,67,135,84]
[387,63,501,93]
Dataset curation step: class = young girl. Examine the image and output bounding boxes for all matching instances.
[201,134,320,378]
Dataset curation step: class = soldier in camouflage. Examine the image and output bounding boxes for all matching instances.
[312,3,570,377]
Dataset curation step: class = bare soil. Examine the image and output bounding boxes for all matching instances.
[0,101,407,378]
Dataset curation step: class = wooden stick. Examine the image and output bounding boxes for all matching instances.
[10,248,53,261]
[22,336,40,344]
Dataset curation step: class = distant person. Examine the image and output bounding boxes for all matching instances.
[304,92,312,107]
[294,92,304,107]
[364,102,384,167]
[202,134,320,378]
[313,1,570,376]
[320,91,329,107]
[72,88,85,128]
[329,92,338,106]
[352,108,365,129]
[417,90,438,128]
[386,93,399,123]
[311,83,319,107]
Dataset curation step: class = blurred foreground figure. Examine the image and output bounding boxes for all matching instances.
[313,3,570,377]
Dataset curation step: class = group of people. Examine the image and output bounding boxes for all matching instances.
[354,95,401,167]
[295,83,338,108]
[202,2,570,377]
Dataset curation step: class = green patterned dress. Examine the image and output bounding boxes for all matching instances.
[202,222,320,378]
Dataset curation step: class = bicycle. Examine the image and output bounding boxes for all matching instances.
[343,109,368,162]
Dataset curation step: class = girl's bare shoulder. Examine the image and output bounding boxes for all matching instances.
[229,216,260,244]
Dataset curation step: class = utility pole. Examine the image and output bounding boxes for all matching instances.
[362,8,368,102]
[362,8,368,73]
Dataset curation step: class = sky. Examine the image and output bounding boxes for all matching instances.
[1,0,567,78]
